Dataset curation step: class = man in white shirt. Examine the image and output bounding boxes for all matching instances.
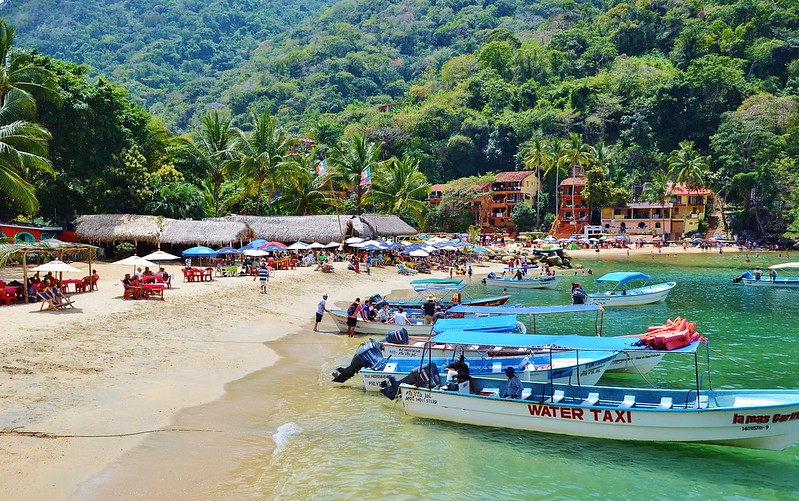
[392,306,409,325]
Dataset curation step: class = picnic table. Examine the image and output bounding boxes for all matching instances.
[61,279,84,293]
[221,265,239,276]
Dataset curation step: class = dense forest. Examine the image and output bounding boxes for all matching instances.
[1,0,799,238]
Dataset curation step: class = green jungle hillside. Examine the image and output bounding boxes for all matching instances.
[1,0,799,239]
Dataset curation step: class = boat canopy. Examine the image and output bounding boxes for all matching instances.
[410,278,463,285]
[448,304,603,315]
[432,315,518,334]
[595,272,651,284]
[768,262,799,270]
[429,331,701,353]
[412,284,467,293]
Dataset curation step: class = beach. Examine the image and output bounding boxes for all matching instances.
[0,244,737,498]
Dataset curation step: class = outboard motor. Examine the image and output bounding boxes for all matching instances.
[379,361,441,400]
[331,339,384,383]
[732,271,753,283]
[379,327,409,345]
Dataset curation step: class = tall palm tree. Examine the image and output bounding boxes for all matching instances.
[0,20,61,110]
[371,155,430,222]
[560,133,597,179]
[523,137,550,229]
[641,171,670,236]
[667,140,710,235]
[236,110,292,215]
[543,138,567,218]
[329,133,382,215]
[282,150,330,215]
[176,111,239,216]
[0,89,53,214]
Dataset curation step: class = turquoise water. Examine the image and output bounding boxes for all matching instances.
[259,253,799,499]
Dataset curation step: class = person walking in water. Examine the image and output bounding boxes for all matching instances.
[314,293,329,332]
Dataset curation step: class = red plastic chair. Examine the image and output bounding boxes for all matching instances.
[0,289,15,306]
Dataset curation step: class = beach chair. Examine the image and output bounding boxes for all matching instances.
[37,289,74,311]
[121,280,140,300]
[396,263,417,276]
[0,288,16,306]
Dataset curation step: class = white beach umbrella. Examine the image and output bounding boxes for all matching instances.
[441,245,459,251]
[345,237,365,244]
[114,255,158,268]
[409,249,429,257]
[307,242,326,249]
[287,242,309,250]
[31,259,82,273]
[142,250,181,261]
[423,245,437,252]
[243,249,268,257]
[325,241,343,248]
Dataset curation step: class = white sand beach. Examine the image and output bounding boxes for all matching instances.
[0,244,727,498]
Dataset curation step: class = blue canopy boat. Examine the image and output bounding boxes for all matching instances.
[736,262,799,288]
[381,335,799,451]
[374,284,510,309]
[576,271,676,307]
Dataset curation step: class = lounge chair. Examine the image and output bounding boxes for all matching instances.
[396,263,417,276]
[37,289,75,311]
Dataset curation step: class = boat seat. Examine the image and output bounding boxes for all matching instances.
[492,362,502,373]
[582,392,600,405]
[619,395,635,408]
[695,395,708,409]
[548,390,565,404]
[383,363,397,372]
[657,397,673,409]
[479,387,500,397]
[521,388,532,399]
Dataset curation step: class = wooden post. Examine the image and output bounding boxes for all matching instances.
[87,246,93,292]
[22,251,28,303]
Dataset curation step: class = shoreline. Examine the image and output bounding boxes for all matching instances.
[0,244,775,497]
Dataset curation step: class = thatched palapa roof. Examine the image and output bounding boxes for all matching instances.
[75,214,252,245]
[358,214,418,237]
[217,214,417,242]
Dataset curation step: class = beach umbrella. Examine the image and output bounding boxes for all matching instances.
[114,255,159,268]
[242,249,268,257]
[423,245,437,253]
[265,241,287,248]
[345,236,364,245]
[471,246,489,254]
[287,241,309,250]
[306,242,326,249]
[359,243,384,252]
[260,244,286,252]
[142,250,181,261]
[240,239,268,250]
[544,235,557,243]
[588,238,599,242]
[325,241,343,248]
[215,246,241,255]
[409,249,429,257]
[652,236,662,241]
[441,245,459,251]
[182,245,217,257]
[615,235,630,242]
[31,259,82,273]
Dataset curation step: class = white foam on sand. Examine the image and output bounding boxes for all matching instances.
[272,422,303,456]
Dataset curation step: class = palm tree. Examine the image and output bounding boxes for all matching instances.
[0,20,61,110]
[0,89,53,214]
[641,171,670,236]
[329,133,382,215]
[523,137,550,229]
[371,155,431,222]
[176,111,239,216]
[667,140,710,236]
[282,150,330,215]
[235,110,292,215]
[543,138,567,219]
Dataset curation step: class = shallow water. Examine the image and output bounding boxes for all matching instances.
[86,251,799,499]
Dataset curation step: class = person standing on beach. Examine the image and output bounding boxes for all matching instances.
[422,294,436,324]
[468,265,473,280]
[255,264,269,293]
[346,298,362,337]
[314,293,329,332]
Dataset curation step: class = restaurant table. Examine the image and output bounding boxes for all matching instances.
[61,279,84,293]
[142,283,165,300]
[221,265,239,276]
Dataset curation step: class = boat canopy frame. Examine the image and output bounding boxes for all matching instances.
[447,304,605,336]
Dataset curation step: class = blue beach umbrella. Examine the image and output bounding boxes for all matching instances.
[260,244,286,252]
[240,239,268,250]
[359,243,385,252]
[182,245,217,257]
[216,246,241,255]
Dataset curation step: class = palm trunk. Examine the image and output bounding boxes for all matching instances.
[255,180,263,216]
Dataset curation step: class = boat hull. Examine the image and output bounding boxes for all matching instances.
[327,310,434,336]
[483,276,559,289]
[741,278,799,288]
[362,353,615,392]
[388,295,511,308]
[586,282,676,306]
[399,384,799,450]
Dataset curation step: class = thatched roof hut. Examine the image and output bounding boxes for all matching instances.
[75,214,162,244]
[217,214,417,242]
[161,219,251,245]
[75,214,252,246]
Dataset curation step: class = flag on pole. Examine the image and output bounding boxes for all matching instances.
[316,159,328,175]
[360,166,371,187]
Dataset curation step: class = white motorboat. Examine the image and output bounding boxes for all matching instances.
[482,272,559,289]
[737,262,799,288]
[577,272,675,306]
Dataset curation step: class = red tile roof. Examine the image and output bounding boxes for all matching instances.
[430,184,447,192]
[560,176,586,186]
[496,171,535,182]
[669,183,712,196]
